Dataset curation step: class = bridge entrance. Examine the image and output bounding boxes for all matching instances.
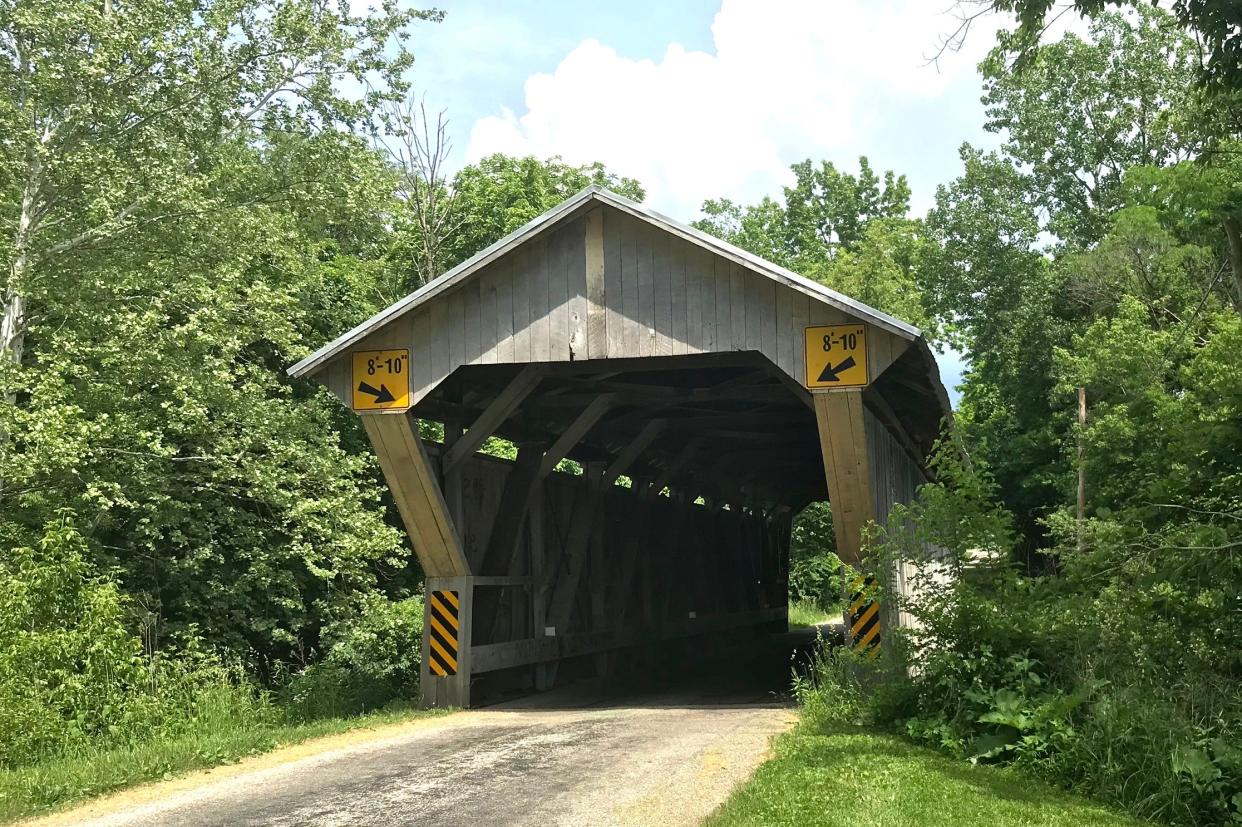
[289,187,949,707]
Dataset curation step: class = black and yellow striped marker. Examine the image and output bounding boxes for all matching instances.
[848,574,881,659]
[428,590,459,677]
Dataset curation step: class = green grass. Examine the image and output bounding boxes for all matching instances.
[788,599,837,629]
[0,703,443,824]
[706,722,1143,827]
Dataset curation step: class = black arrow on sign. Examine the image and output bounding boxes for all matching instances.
[817,355,857,383]
[357,381,396,403]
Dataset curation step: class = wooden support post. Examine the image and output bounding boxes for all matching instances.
[442,366,543,474]
[615,481,651,627]
[528,484,553,691]
[546,464,608,631]
[473,443,544,642]
[442,420,465,531]
[360,414,469,578]
[813,390,876,567]
[420,575,473,708]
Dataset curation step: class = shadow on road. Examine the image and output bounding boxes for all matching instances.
[485,621,844,713]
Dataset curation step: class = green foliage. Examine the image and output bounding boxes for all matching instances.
[981,7,1205,245]
[282,594,424,720]
[0,516,275,769]
[436,154,645,276]
[788,502,849,612]
[696,157,941,342]
[866,437,1242,824]
[0,0,421,663]
[987,0,1242,94]
[715,643,1139,827]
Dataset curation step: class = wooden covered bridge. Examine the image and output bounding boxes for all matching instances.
[289,186,950,707]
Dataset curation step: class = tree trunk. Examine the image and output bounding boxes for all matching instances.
[0,284,24,371]
[1224,217,1242,314]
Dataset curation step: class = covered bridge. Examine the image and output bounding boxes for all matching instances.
[289,186,950,707]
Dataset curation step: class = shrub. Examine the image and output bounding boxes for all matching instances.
[281,594,423,720]
[0,515,273,769]
[861,442,1242,825]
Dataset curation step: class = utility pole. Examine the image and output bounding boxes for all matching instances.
[1077,387,1087,552]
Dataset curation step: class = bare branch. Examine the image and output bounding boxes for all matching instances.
[381,94,463,287]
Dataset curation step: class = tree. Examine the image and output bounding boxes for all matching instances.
[693,157,938,338]
[440,154,645,270]
[0,0,432,377]
[953,0,1242,94]
[0,0,438,659]
[923,146,1071,556]
[979,7,1205,245]
[695,157,911,270]
[380,96,463,294]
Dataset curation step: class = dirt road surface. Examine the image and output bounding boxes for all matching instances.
[33,629,827,827]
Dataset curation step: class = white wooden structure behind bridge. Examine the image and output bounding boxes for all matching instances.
[290,186,950,707]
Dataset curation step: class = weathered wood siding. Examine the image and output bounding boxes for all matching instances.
[864,407,922,526]
[864,406,938,630]
[321,205,910,406]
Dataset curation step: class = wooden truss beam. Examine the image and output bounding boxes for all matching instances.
[360,414,469,578]
[538,394,615,478]
[814,390,876,566]
[442,366,544,474]
[603,418,668,485]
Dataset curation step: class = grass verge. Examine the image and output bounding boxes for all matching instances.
[705,720,1143,827]
[788,599,836,629]
[0,704,442,825]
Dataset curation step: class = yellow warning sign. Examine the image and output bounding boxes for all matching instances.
[804,324,868,389]
[351,349,411,412]
[848,574,881,659]
[428,590,459,677]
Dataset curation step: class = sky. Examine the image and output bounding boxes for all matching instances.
[396,0,1044,404]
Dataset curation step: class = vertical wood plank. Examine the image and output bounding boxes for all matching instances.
[548,226,570,362]
[730,261,746,351]
[701,251,717,352]
[670,236,687,355]
[530,237,551,363]
[603,208,624,359]
[791,293,809,387]
[512,248,531,363]
[584,209,606,360]
[412,310,433,402]
[495,258,514,363]
[744,268,762,351]
[652,231,673,356]
[568,217,586,362]
[480,270,497,365]
[449,286,465,370]
[684,246,702,353]
[638,222,656,356]
[430,298,450,383]
[714,255,730,352]
[621,214,640,356]
[464,276,482,365]
[760,278,777,361]
[775,285,796,379]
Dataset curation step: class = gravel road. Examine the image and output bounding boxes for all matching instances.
[31,629,825,827]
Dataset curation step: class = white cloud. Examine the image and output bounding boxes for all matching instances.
[464,0,1009,217]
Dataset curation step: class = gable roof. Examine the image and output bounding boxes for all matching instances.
[288,185,922,379]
